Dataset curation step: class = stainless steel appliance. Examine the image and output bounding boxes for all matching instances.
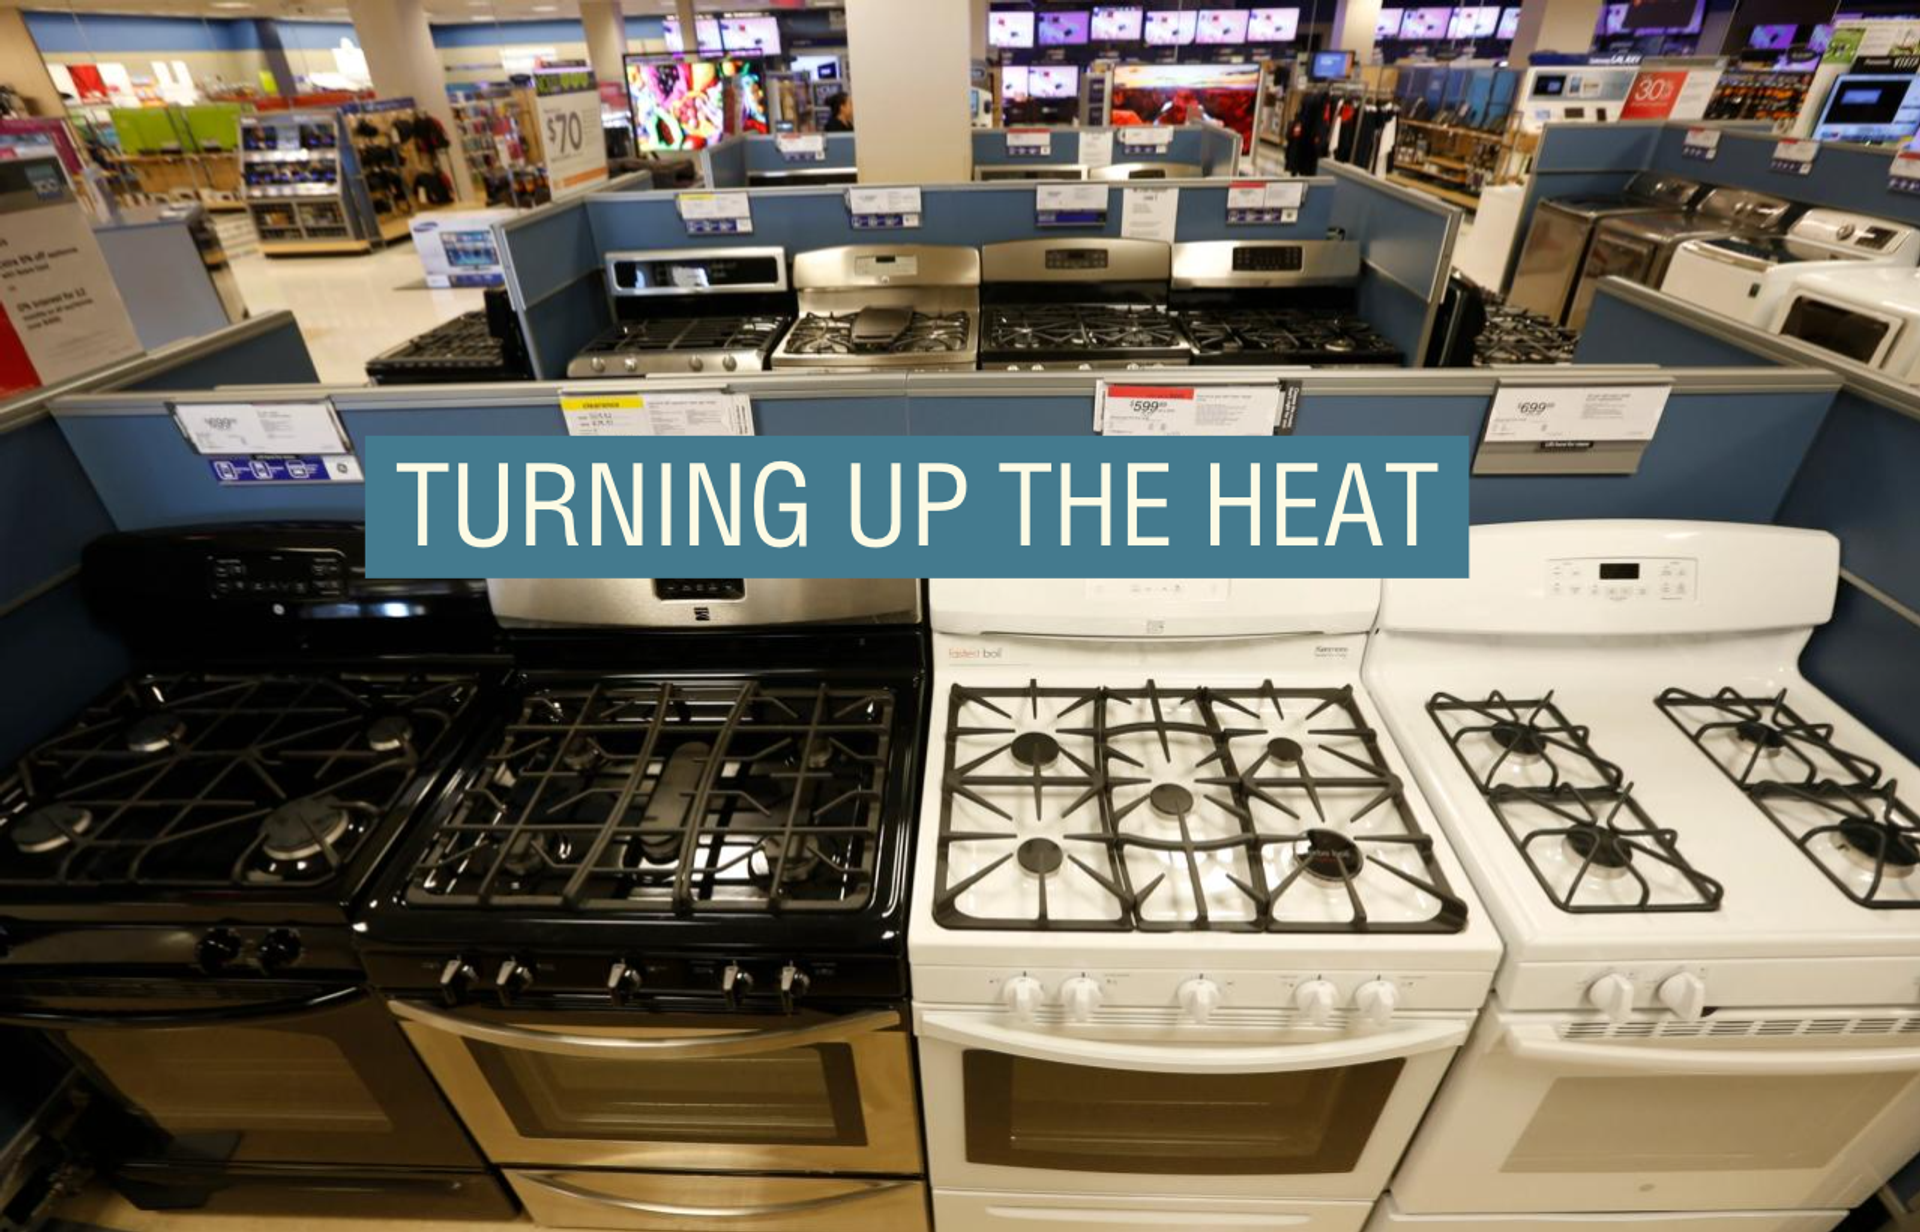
[1507,173,1707,324]
[770,245,980,373]
[1169,239,1403,366]
[356,578,932,1232]
[567,248,795,379]
[1087,161,1203,180]
[978,237,1190,371]
[1569,187,1795,331]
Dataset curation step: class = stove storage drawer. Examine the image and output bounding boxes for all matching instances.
[934,1190,1373,1232]
[1364,1198,1848,1232]
[506,1170,930,1232]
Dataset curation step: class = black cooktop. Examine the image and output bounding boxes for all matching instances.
[979,303,1192,366]
[1179,306,1403,366]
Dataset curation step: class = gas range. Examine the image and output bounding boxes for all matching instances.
[977,237,1192,371]
[1472,300,1579,366]
[566,247,795,379]
[769,244,980,373]
[1169,239,1403,367]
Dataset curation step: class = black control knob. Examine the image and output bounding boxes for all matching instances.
[495,958,535,1004]
[257,928,303,972]
[607,960,643,1003]
[439,957,479,1006]
[196,928,244,973]
[778,963,811,1014]
[721,962,753,1009]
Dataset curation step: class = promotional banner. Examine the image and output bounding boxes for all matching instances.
[533,65,610,199]
[0,156,141,396]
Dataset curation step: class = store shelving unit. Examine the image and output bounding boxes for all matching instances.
[240,99,454,257]
[452,87,550,208]
[1390,118,1530,208]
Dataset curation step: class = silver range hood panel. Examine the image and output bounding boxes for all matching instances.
[981,236,1172,284]
[1170,240,1363,289]
[486,577,923,628]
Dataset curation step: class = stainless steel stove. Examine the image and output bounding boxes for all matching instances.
[1169,240,1404,367]
[978,237,1191,371]
[769,244,980,373]
[567,247,795,379]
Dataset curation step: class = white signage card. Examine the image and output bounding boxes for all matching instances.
[1117,126,1175,152]
[560,389,755,436]
[534,84,609,198]
[1681,127,1721,160]
[1483,384,1671,445]
[1121,186,1180,242]
[1892,141,1920,194]
[0,164,143,393]
[1006,129,1053,156]
[173,400,350,457]
[1670,69,1722,120]
[1036,182,1110,226]
[846,185,922,228]
[1771,137,1819,176]
[1097,381,1283,436]
[1225,179,1304,223]
[676,191,753,234]
[775,133,827,161]
[1080,129,1115,170]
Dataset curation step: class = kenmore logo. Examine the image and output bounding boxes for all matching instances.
[693,606,712,622]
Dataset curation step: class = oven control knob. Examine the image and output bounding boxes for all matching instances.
[607,961,643,1002]
[1294,978,1338,1025]
[1657,972,1708,1022]
[1002,975,1043,1020]
[439,958,478,1006]
[1587,973,1637,1024]
[721,962,754,1008]
[495,959,535,1004]
[589,356,605,373]
[621,356,638,373]
[1354,980,1400,1026]
[1177,978,1223,1024]
[1060,976,1103,1023]
[778,964,811,1013]
[722,355,739,372]
[196,928,244,973]
[257,928,303,972]
[688,355,706,372]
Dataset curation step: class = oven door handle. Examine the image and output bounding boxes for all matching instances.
[517,1172,914,1219]
[915,1011,1467,1073]
[0,986,364,1028]
[1506,1023,1920,1075]
[388,999,901,1058]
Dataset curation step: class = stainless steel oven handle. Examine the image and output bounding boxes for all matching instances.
[389,999,900,1058]
[0,986,365,1028]
[518,1172,914,1218]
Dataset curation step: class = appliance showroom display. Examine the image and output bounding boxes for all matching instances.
[566,247,795,379]
[977,237,1192,371]
[0,527,512,1219]
[1169,239,1404,365]
[367,290,532,385]
[1508,172,1707,325]
[909,580,1502,1232]
[1363,521,1920,1232]
[1661,208,1920,327]
[355,578,932,1230]
[770,244,982,373]
[1770,266,1920,379]
[1569,186,1796,332]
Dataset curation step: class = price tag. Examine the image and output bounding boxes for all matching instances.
[1226,179,1304,225]
[1117,126,1175,152]
[1006,129,1053,157]
[1096,381,1296,436]
[533,75,609,198]
[1036,182,1110,228]
[208,455,363,485]
[1121,186,1179,242]
[173,400,350,457]
[1482,384,1670,446]
[560,389,755,436]
[1771,137,1819,176]
[847,185,922,230]
[776,133,827,162]
[1682,127,1720,160]
[676,191,754,235]
[1080,130,1115,171]
[1891,139,1920,195]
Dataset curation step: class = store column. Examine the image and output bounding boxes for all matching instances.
[580,0,627,88]
[346,0,474,202]
[845,0,973,182]
[1330,0,1382,62]
[1508,0,1606,63]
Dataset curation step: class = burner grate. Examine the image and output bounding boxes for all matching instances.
[936,681,1467,933]
[1428,690,1724,913]
[983,304,1189,355]
[782,311,971,357]
[1179,307,1401,363]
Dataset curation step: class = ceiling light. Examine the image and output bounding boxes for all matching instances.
[210,1,253,7]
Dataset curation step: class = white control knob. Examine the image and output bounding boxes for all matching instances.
[1353,979,1400,1026]
[1657,972,1708,1022]
[1060,976,1104,1024]
[1177,978,1223,1024]
[1002,976,1043,1021]
[1586,973,1637,1024]
[1294,978,1338,1025]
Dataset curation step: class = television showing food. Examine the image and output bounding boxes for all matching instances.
[1092,5,1145,39]
[1111,62,1260,151]
[624,56,766,151]
[1039,10,1092,44]
[1448,6,1500,37]
[989,11,1036,47]
[1401,8,1451,38]
[1377,8,1406,36]
[1196,9,1251,43]
[1248,8,1302,40]
[719,16,781,54]
[1144,10,1199,43]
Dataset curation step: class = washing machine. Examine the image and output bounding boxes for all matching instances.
[1661,209,1920,326]
[1506,172,1708,325]
[1568,187,1795,331]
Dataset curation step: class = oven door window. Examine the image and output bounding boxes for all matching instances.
[962,1050,1404,1174]
[1778,298,1894,364]
[468,1041,868,1147]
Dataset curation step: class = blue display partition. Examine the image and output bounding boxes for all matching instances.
[970,125,1241,176]
[696,133,859,186]
[0,310,316,761]
[1575,277,1920,763]
[1326,163,1461,363]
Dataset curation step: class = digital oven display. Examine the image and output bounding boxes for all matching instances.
[1598,563,1640,580]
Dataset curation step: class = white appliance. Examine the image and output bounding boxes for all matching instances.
[909,579,1503,1232]
[1662,209,1920,326]
[1768,266,1920,380]
[1362,521,1920,1232]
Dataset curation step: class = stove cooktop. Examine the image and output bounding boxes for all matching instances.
[934,681,1468,933]
[1180,307,1403,366]
[772,310,975,368]
[979,303,1192,368]
[367,312,522,385]
[567,314,792,378]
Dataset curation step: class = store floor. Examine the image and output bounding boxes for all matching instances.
[51,1187,532,1231]
[228,240,486,386]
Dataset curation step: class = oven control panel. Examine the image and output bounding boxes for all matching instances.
[1546,557,1696,602]
[654,579,745,602]
[208,550,349,600]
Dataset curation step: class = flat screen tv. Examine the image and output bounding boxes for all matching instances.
[1039,10,1092,44]
[1497,7,1522,37]
[662,16,723,55]
[1622,0,1702,31]
[1449,6,1500,37]
[1092,6,1145,39]
[1030,65,1081,97]
[719,16,781,55]
[1811,22,1835,49]
[1196,9,1251,43]
[624,56,765,151]
[1248,8,1301,40]
[1310,50,1356,79]
[1748,23,1798,49]
[1813,72,1920,143]
[791,54,841,81]
[1144,10,1199,44]
[1401,7,1451,38]
[988,11,1036,47]
[1111,62,1260,150]
[1377,8,1406,36]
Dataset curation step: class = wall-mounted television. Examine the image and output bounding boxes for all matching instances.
[1623,0,1699,30]
[1030,64,1081,97]
[624,56,765,151]
[1248,8,1301,40]
[1310,49,1356,79]
[662,16,724,55]
[1092,6,1145,39]
[1111,61,1260,150]
[1813,72,1920,143]
[1748,23,1799,49]
[1377,8,1406,36]
[1401,7,1452,38]
[1144,10,1199,44]
[1810,22,1835,50]
[719,16,781,55]
[791,54,841,81]
[1196,9,1251,43]
[1039,10,1092,45]
[989,11,1036,47]
[1497,7,1522,37]
[1448,6,1500,37]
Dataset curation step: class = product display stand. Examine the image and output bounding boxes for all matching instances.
[452,86,550,208]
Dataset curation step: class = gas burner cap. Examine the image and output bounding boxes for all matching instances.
[1011,732,1061,769]
[1267,737,1305,764]
[1490,721,1548,759]
[1735,719,1788,754]
[366,714,412,753]
[1299,828,1364,882]
[1148,783,1195,818]
[126,711,186,754]
[1017,836,1064,877]
[260,798,351,862]
[755,834,821,885]
[1564,823,1634,876]
[560,738,600,772]
[10,804,93,855]
[1833,819,1920,875]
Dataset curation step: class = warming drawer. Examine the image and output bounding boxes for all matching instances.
[507,1170,930,1232]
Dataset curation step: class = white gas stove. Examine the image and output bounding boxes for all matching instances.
[909,579,1501,1232]
[1361,521,1920,1232]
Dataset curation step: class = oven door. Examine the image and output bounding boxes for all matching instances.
[914,1006,1474,1200]
[1392,1005,1920,1214]
[389,998,922,1174]
[1772,293,1904,369]
[0,982,483,1170]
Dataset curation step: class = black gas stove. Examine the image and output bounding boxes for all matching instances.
[1180,305,1403,366]
[977,238,1192,371]
[365,290,533,385]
